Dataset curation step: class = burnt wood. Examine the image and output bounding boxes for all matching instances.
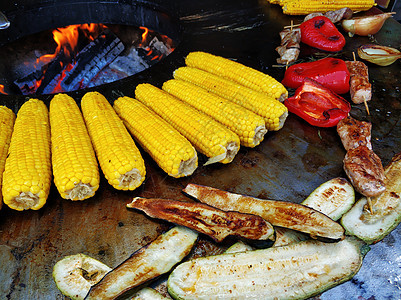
[61,29,124,92]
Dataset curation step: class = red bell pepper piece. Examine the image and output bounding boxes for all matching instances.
[281,57,350,94]
[284,78,351,127]
[300,16,345,52]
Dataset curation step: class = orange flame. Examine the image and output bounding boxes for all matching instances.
[35,24,106,67]
[0,84,6,94]
[139,26,149,46]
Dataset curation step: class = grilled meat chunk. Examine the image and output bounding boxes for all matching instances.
[345,61,372,104]
[337,115,372,151]
[276,28,301,64]
[343,145,386,197]
[324,7,353,23]
[304,8,353,23]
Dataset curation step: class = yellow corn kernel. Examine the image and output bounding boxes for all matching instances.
[50,94,100,200]
[282,0,375,15]
[114,96,198,178]
[173,67,288,131]
[2,99,51,211]
[0,106,16,210]
[163,79,267,148]
[81,92,145,191]
[135,84,240,165]
[185,51,288,101]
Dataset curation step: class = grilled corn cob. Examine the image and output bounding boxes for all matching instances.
[81,92,145,191]
[2,99,51,211]
[185,51,288,101]
[135,83,240,165]
[282,0,375,15]
[173,67,288,131]
[50,94,100,200]
[163,79,267,148]
[113,96,198,178]
[0,106,15,210]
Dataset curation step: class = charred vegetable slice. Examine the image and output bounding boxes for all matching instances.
[302,177,355,221]
[132,287,170,299]
[224,241,253,254]
[52,253,111,300]
[183,184,345,241]
[127,197,274,243]
[273,227,309,247]
[85,226,198,300]
[341,152,401,244]
[168,237,368,300]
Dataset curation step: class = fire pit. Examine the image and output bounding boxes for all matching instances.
[2,23,175,95]
[0,0,181,108]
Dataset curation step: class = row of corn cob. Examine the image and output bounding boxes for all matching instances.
[0,51,287,211]
[267,0,375,15]
[0,94,147,211]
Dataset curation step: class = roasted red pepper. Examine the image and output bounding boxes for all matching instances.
[282,57,350,94]
[300,16,345,52]
[284,78,351,127]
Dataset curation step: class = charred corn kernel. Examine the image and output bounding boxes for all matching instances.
[282,0,375,15]
[163,79,267,148]
[81,92,145,190]
[173,67,288,131]
[135,84,240,165]
[185,51,288,102]
[0,106,15,210]
[2,99,51,211]
[50,94,100,200]
[114,96,198,178]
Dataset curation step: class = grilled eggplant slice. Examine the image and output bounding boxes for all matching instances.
[341,152,401,244]
[302,177,355,221]
[183,184,344,241]
[167,237,369,300]
[85,226,198,300]
[127,197,274,243]
[52,253,112,300]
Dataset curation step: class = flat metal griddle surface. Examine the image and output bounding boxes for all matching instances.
[0,0,400,299]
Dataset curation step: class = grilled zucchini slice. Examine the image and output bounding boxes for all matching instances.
[52,253,111,300]
[341,152,401,244]
[302,177,355,221]
[167,237,369,300]
[132,287,170,299]
[85,226,198,299]
[183,184,345,241]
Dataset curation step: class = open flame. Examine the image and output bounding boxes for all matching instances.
[36,24,106,67]
[12,23,174,95]
[0,84,6,94]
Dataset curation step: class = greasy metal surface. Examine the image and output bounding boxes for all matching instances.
[0,0,400,299]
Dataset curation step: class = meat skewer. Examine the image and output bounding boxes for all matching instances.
[275,26,301,65]
[346,56,372,114]
[337,116,386,211]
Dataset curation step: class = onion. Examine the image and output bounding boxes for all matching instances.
[357,44,401,66]
[341,12,395,37]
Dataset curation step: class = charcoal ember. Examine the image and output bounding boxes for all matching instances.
[108,48,149,76]
[14,47,70,95]
[14,69,42,94]
[61,29,124,92]
[148,36,172,56]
